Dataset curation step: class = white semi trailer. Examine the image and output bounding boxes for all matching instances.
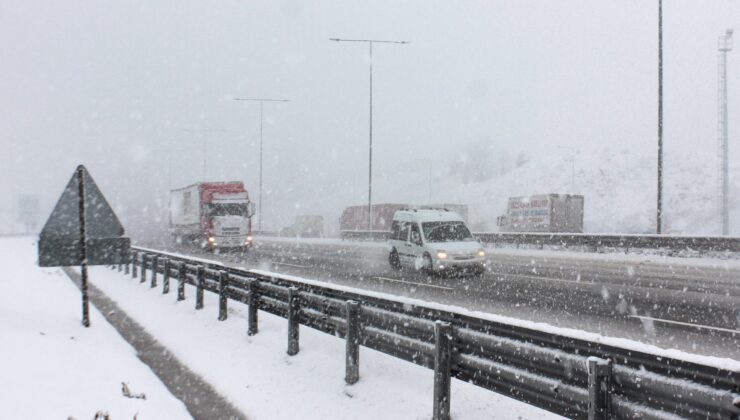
[497,194,584,233]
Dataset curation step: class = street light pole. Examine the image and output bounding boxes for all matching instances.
[330,37,409,231]
[557,146,576,192]
[233,97,290,231]
[718,29,734,236]
[657,0,664,234]
[183,128,227,181]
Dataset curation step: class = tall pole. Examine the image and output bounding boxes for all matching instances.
[183,128,227,183]
[330,37,409,230]
[718,29,733,236]
[369,42,373,230]
[203,136,207,180]
[557,146,576,192]
[428,163,432,203]
[233,98,290,231]
[657,0,664,234]
[259,101,264,231]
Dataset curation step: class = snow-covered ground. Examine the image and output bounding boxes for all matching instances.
[0,237,191,420]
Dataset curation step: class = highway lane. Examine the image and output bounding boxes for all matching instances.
[145,237,740,359]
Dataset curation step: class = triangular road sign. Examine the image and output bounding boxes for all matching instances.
[38,165,130,267]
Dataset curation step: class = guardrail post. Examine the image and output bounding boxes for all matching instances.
[195,265,205,310]
[162,258,170,294]
[287,287,300,355]
[139,254,147,283]
[117,263,122,272]
[131,251,137,278]
[150,255,159,288]
[177,262,186,301]
[218,270,229,321]
[247,279,259,335]
[124,252,130,275]
[433,321,452,420]
[588,357,612,420]
[345,300,360,384]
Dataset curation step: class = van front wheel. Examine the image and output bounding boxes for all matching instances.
[422,253,434,274]
[389,249,401,271]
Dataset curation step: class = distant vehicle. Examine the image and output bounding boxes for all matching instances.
[280,215,324,238]
[497,194,583,233]
[169,182,255,251]
[340,203,407,239]
[388,208,486,274]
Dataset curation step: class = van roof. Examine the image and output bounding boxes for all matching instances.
[394,209,465,223]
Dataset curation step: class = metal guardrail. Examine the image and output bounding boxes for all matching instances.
[478,233,740,254]
[113,247,740,420]
[326,230,740,255]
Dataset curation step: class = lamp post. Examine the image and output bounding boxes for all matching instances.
[182,128,227,181]
[657,0,664,234]
[330,37,409,230]
[557,146,576,192]
[233,97,290,231]
[718,29,733,236]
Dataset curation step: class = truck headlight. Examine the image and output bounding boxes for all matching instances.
[478,250,486,257]
[246,235,253,242]
[208,236,216,243]
[436,251,448,260]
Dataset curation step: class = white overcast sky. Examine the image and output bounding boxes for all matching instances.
[1,0,738,231]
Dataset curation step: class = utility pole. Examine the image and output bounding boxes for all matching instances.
[183,128,227,181]
[233,98,290,231]
[718,29,734,236]
[557,146,576,192]
[330,37,409,231]
[657,0,664,234]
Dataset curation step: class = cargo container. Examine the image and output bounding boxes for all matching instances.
[339,203,407,239]
[169,182,255,251]
[497,194,583,233]
[420,204,469,222]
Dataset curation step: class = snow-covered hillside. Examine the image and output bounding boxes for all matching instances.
[311,145,739,236]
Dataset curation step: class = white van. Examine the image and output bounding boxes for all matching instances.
[388,209,486,274]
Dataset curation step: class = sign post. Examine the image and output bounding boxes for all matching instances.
[38,165,130,327]
[77,166,90,326]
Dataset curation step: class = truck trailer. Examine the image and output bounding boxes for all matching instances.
[339,203,407,239]
[497,194,584,233]
[169,182,255,251]
[340,203,469,239]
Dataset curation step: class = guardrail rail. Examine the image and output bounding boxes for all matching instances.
[110,246,740,420]
[317,230,740,256]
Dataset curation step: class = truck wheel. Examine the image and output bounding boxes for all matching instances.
[389,249,401,271]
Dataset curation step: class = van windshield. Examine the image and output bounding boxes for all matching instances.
[422,221,474,243]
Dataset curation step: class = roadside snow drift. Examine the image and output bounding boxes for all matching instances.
[0,237,191,420]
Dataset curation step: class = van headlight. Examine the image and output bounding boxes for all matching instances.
[478,249,486,257]
[436,251,448,260]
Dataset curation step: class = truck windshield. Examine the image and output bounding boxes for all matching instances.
[209,203,248,217]
[422,222,474,243]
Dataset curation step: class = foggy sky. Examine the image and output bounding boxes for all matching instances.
[1,1,738,233]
